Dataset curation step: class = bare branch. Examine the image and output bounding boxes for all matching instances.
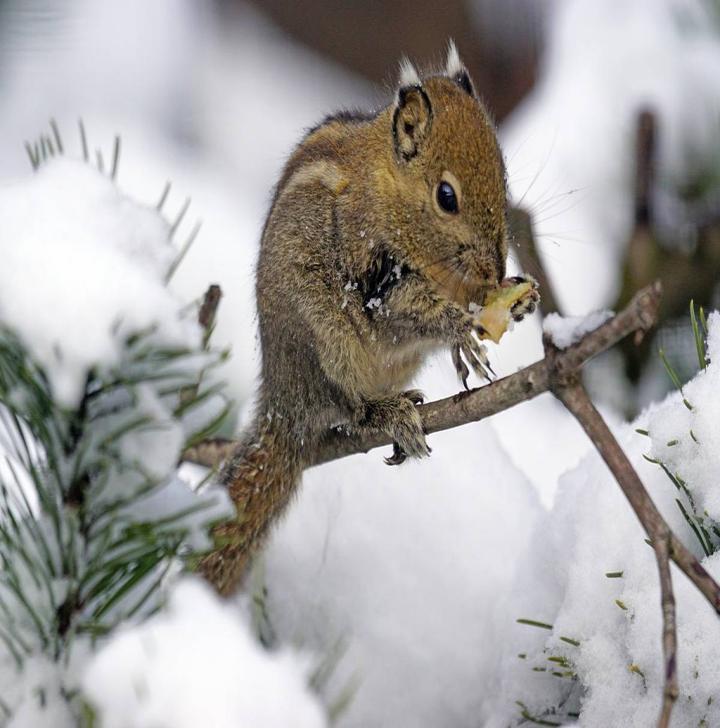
[553,380,720,618]
[183,281,662,469]
[655,532,678,728]
[553,382,681,727]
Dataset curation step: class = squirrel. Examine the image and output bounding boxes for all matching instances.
[199,42,539,594]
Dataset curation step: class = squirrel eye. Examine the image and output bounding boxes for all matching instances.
[436,181,458,214]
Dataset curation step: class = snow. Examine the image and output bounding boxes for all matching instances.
[543,310,613,349]
[0,158,199,407]
[2,653,86,728]
[484,313,720,726]
[0,151,312,727]
[262,398,543,727]
[83,578,326,728]
[0,1,718,727]
[647,312,720,523]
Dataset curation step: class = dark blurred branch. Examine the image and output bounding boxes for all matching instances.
[634,108,656,229]
[180,285,223,409]
[618,108,720,383]
[508,206,560,315]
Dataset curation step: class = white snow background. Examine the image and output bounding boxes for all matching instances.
[0,0,719,726]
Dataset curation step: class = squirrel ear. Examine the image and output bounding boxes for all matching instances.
[445,39,475,97]
[398,56,421,88]
[392,84,432,162]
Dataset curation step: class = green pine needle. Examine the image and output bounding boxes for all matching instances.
[690,300,707,370]
[659,348,683,391]
[517,618,553,630]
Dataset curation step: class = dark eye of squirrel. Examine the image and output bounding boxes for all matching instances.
[437,181,458,214]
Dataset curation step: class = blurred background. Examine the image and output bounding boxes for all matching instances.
[1,0,720,437]
[3,3,720,725]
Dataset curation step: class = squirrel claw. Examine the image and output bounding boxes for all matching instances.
[403,389,425,406]
[506,275,541,322]
[362,393,430,464]
[384,442,407,466]
[461,339,493,383]
[451,344,471,390]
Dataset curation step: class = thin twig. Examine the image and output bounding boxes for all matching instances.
[655,533,678,728]
[552,381,680,727]
[552,377,720,616]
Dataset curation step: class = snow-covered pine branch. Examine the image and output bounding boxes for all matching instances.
[0,137,327,728]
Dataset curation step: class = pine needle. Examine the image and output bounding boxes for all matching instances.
[157,180,172,211]
[165,220,202,284]
[517,618,553,630]
[110,135,121,180]
[50,118,63,154]
[169,197,191,237]
[690,300,707,370]
[79,119,89,161]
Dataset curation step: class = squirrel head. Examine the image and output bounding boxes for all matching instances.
[374,42,507,306]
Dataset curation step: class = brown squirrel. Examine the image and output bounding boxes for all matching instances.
[200,43,539,594]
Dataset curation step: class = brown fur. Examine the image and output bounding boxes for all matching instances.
[199,51,532,595]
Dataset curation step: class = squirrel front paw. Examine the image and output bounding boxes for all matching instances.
[505,275,540,322]
[361,390,430,466]
[451,322,495,390]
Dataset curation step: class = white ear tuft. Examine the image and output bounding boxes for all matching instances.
[398,56,421,88]
[445,39,464,78]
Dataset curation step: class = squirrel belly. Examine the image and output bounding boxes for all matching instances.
[200,43,540,594]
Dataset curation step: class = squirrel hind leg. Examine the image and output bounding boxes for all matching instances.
[358,391,431,466]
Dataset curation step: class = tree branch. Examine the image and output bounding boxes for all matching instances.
[553,381,680,727]
[183,281,662,469]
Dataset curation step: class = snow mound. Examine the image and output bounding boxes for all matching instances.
[83,578,327,728]
[487,313,720,726]
[0,158,200,407]
[263,408,542,727]
[648,312,720,523]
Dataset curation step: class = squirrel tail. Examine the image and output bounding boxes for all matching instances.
[197,413,304,595]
